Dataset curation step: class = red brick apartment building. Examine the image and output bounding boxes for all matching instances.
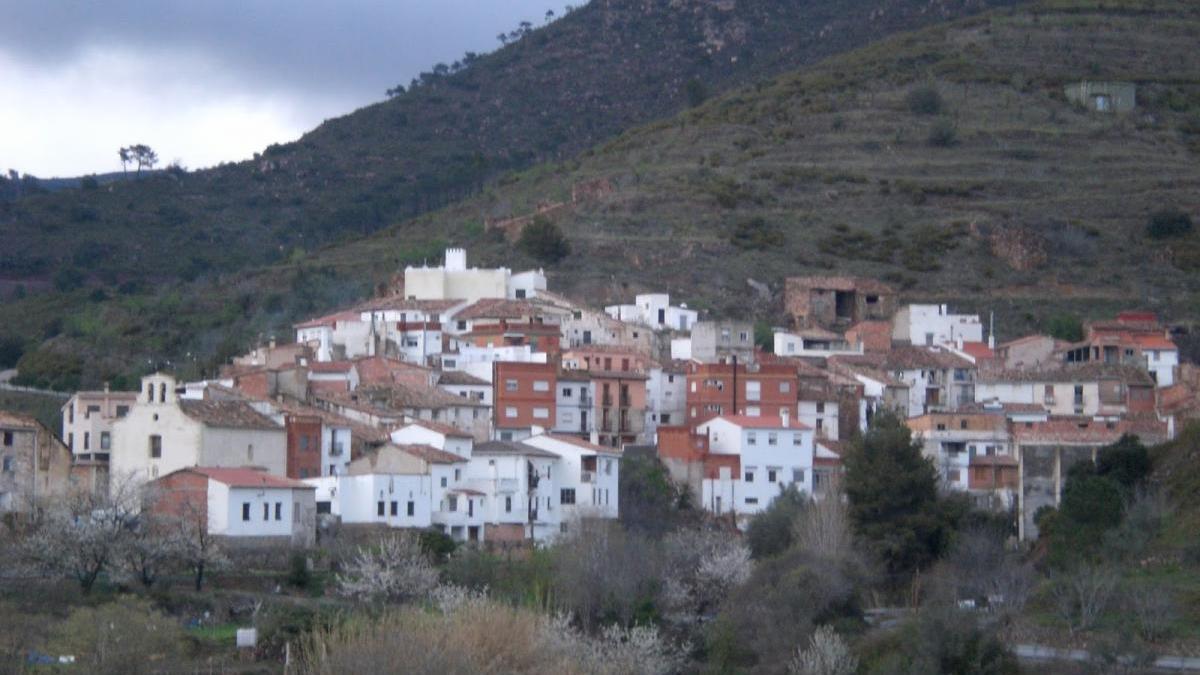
[685,361,800,425]
[493,362,557,434]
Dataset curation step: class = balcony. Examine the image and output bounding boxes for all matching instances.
[329,442,346,457]
[581,470,595,483]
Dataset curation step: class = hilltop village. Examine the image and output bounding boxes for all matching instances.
[3,248,1190,546]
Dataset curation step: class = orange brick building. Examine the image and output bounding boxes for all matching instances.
[684,361,800,425]
[493,362,558,435]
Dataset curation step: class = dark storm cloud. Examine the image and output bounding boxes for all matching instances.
[0,0,568,98]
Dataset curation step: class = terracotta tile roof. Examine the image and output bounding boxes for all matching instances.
[395,444,466,464]
[474,440,560,459]
[181,466,313,489]
[436,370,489,386]
[399,418,473,438]
[294,310,361,329]
[708,414,811,431]
[846,320,893,352]
[353,382,486,412]
[355,296,463,313]
[978,363,1154,385]
[1132,334,1177,350]
[882,345,975,371]
[454,298,544,320]
[179,400,282,431]
[959,341,996,361]
[0,411,41,429]
[272,400,390,444]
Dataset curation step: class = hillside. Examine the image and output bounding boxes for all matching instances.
[7,0,1200,391]
[0,0,1013,291]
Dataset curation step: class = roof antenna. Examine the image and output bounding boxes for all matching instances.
[988,311,995,350]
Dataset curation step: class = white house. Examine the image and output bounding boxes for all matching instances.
[391,419,475,458]
[522,434,620,524]
[152,467,316,547]
[604,293,697,332]
[469,440,563,542]
[645,365,687,434]
[892,304,984,347]
[436,370,492,406]
[695,413,815,527]
[61,385,137,461]
[110,374,287,487]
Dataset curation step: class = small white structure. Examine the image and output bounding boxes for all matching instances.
[61,386,137,460]
[151,467,316,547]
[554,374,595,436]
[468,440,563,542]
[404,248,546,303]
[893,304,984,347]
[645,366,686,433]
[604,293,697,332]
[695,413,815,527]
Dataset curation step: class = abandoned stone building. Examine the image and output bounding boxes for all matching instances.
[784,276,897,329]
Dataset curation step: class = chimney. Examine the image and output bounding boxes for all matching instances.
[269,336,277,350]
[988,311,996,350]
[780,408,790,428]
[103,381,110,393]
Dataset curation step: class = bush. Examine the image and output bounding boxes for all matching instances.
[1095,435,1150,493]
[746,484,807,559]
[685,78,708,108]
[0,336,23,369]
[731,217,785,251]
[517,216,570,263]
[288,552,313,589]
[927,119,958,147]
[906,85,944,115]
[1146,208,1193,239]
[1044,313,1083,342]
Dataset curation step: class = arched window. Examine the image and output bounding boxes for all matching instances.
[159,382,167,403]
[145,381,154,401]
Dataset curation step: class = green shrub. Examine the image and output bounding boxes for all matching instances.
[927,118,958,147]
[288,552,313,589]
[1146,207,1193,239]
[517,216,570,263]
[730,217,785,251]
[906,84,944,115]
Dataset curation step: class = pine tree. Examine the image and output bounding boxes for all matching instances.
[842,411,950,576]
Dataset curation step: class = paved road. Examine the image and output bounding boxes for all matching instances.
[1015,644,1200,672]
[0,371,69,398]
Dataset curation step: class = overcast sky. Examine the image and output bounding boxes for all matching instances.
[0,1,571,177]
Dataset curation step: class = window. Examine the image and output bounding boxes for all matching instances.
[116,405,129,417]
[746,381,761,401]
[242,503,251,521]
[744,470,754,483]
[83,432,90,450]
[960,419,968,430]
[768,432,778,446]
[792,468,805,483]
[561,488,576,505]
[100,432,111,450]
[533,407,549,419]
[660,413,671,424]
[67,433,73,451]
[262,503,270,520]
[149,435,162,459]
[454,468,461,481]
[505,379,518,392]
[440,476,448,487]
[533,380,549,392]
[377,501,385,516]
[505,496,512,513]
[793,433,803,446]
[275,502,282,521]
[390,501,398,516]
[448,496,458,512]
[299,435,308,452]
[780,381,791,393]
[768,469,777,483]
[815,418,824,431]
[561,387,572,397]
[816,402,825,414]
[505,406,518,418]
[407,501,415,516]
[605,459,613,475]
[745,497,759,505]
[747,432,757,446]
[2,456,13,472]
[86,404,100,418]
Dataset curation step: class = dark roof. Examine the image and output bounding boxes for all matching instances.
[0,411,41,430]
[455,298,544,320]
[395,444,467,465]
[786,275,895,294]
[179,400,281,431]
[175,467,313,489]
[474,440,560,459]
[881,345,975,371]
[978,363,1154,385]
[436,370,489,386]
